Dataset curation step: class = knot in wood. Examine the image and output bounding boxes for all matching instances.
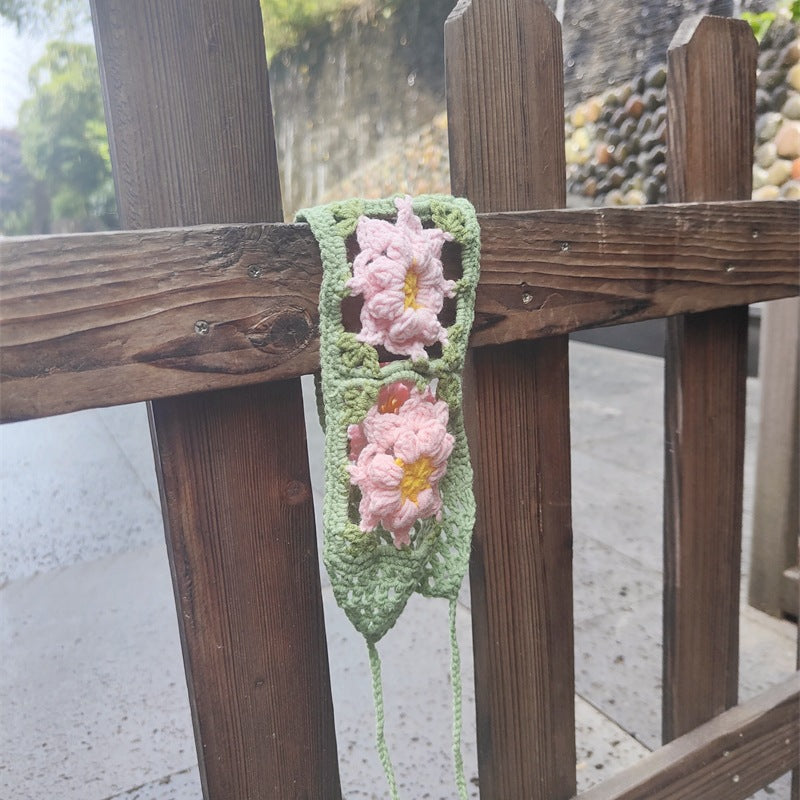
[282,479,310,506]
[246,307,313,355]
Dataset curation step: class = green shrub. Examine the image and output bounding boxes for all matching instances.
[742,0,800,42]
[260,0,374,57]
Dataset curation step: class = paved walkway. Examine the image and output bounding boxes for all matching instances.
[1,342,796,799]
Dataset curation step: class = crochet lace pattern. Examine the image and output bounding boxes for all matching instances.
[297,195,480,799]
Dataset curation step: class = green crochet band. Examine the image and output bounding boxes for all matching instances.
[297,194,480,799]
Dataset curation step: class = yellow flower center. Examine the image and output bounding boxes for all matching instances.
[395,456,434,504]
[403,264,422,310]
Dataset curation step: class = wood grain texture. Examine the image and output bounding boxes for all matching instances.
[93,4,283,228]
[151,384,341,798]
[577,672,800,800]
[748,298,800,617]
[446,1,576,797]
[90,2,341,798]
[666,16,757,205]
[663,15,757,744]
[2,200,798,422]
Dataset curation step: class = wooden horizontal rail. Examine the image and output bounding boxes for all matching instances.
[1,199,797,421]
[577,672,800,800]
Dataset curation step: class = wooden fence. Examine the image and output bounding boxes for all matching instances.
[1,1,798,798]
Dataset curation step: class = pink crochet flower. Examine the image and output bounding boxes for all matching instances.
[347,381,453,547]
[347,196,455,360]
[347,380,414,461]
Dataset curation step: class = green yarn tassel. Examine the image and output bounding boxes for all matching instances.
[450,597,469,800]
[368,642,400,800]
[367,601,469,800]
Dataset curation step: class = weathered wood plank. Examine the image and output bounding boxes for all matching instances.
[91,2,341,798]
[748,297,800,617]
[446,1,576,797]
[663,16,757,743]
[577,672,800,800]
[2,200,797,421]
[150,384,341,798]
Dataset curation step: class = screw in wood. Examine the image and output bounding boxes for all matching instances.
[194,320,210,335]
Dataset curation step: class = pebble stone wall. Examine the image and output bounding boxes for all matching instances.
[324,21,800,210]
[565,21,800,206]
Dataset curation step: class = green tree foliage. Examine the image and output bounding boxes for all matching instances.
[742,0,800,42]
[260,0,365,57]
[0,41,116,234]
[0,130,43,235]
[0,0,376,234]
[0,0,88,36]
[0,0,364,53]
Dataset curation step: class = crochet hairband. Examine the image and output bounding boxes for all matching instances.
[296,195,480,799]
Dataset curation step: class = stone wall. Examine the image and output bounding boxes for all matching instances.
[269,0,453,215]
[564,21,800,206]
[561,0,725,103]
[268,0,761,213]
[564,67,667,206]
[324,20,799,208]
[752,25,800,199]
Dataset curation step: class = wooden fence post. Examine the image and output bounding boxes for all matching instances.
[748,297,799,619]
[90,2,341,797]
[446,1,576,797]
[663,15,757,742]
